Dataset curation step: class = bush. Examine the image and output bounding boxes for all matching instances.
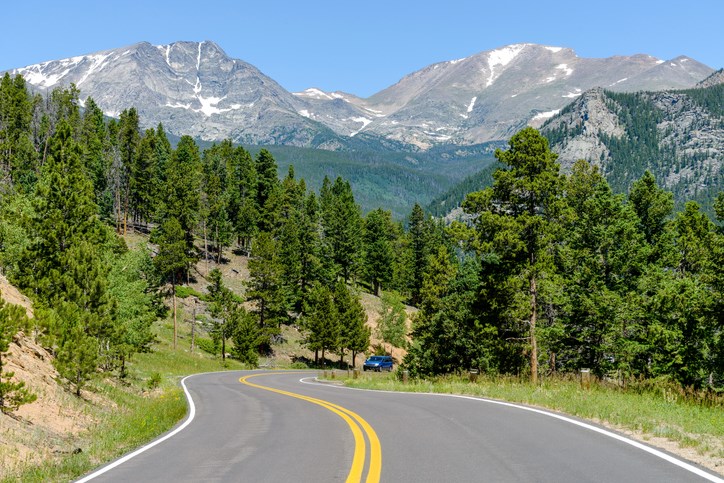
[196,337,219,356]
[290,361,308,369]
[147,372,161,390]
[174,286,203,299]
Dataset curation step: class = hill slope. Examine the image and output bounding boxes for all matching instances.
[542,84,724,211]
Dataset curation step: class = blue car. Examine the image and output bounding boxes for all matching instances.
[363,355,393,372]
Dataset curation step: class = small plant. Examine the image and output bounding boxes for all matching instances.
[174,286,203,299]
[147,372,162,390]
[290,361,308,369]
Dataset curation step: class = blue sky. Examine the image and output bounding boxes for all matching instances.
[3,0,722,97]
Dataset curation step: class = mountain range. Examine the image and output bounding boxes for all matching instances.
[8,41,714,150]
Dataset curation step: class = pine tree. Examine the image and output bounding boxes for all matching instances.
[153,217,188,350]
[231,308,262,366]
[207,268,239,362]
[54,303,98,397]
[161,135,202,253]
[17,119,106,302]
[408,203,430,305]
[462,127,567,383]
[376,291,408,354]
[301,282,339,365]
[246,232,287,350]
[320,177,362,283]
[334,282,369,367]
[362,208,395,296]
[117,108,140,234]
[255,149,279,233]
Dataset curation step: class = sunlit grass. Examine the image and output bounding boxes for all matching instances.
[340,372,724,466]
[5,317,246,482]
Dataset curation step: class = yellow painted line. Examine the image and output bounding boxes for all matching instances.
[239,373,381,483]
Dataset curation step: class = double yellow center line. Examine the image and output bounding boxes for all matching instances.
[239,373,381,483]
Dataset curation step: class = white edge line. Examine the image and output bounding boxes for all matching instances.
[300,378,723,483]
[75,374,198,482]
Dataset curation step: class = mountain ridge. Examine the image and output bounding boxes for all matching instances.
[7,40,714,150]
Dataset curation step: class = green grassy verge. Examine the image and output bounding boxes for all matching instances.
[341,373,724,467]
[6,318,246,483]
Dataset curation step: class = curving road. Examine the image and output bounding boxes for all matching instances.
[78,370,722,482]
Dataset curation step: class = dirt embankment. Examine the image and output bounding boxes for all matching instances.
[0,276,96,478]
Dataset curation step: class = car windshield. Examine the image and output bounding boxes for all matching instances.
[369,356,383,361]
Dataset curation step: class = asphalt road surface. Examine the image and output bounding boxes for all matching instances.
[78,370,723,482]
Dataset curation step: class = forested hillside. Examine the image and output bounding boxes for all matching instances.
[543,84,724,214]
[0,71,722,422]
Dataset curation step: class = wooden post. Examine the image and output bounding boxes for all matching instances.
[581,369,591,390]
[190,297,197,353]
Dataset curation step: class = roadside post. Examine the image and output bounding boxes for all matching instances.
[580,368,591,389]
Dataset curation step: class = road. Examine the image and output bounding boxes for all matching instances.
[79,370,722,482]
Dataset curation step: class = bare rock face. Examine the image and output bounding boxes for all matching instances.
[541,84,724,204]
[9,41,714,150]
[696,68,724,88]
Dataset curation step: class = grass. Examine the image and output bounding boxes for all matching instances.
[4,317,246,483]
[338,372,724,469]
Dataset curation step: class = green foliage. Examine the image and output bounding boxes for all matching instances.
[160,135,202,250]
[320,176,363,282]
[462,127,568,383]
[301,282,339,363]
[425,162,501,217]
[53,303,99,396]
[362,208,396,296]
[376,291,408,352]
[246,232,287,348]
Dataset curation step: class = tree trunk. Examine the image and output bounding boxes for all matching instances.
[352,351,357,368]
[191,297,196,353]
[204,221,209,276]
[172,276,177,351]
[216,225,222,264]
[530,275,538,385]
[373,280,380,297]
[314,349,319,365]
[221,332,226,362]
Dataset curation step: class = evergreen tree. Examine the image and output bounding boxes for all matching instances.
[207,268,239,362]
[117,108,140,234]
[408,203,429,305]
[246,232,287,350]
[560,161,648,376]
[462,127,567,383]
[320,177,362,283]
[301,282,339,365]
[153,217,188,350]
[334,282,369,367]
[231,308,262,366]
[362,208,395,296]
[376,291,408,354]
[54,303,98,397]
[161,135,202,253]
[255,149,279,232]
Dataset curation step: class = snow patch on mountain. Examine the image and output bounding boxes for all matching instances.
[531,109,560,122]
[545,46,563,53]
[562,88,583,98]
[485,44,526,87]
[349,116,373,137]
[556,64,573,76]
[467,96,477,113]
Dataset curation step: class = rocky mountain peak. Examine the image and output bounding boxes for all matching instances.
[5,41,715,150]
